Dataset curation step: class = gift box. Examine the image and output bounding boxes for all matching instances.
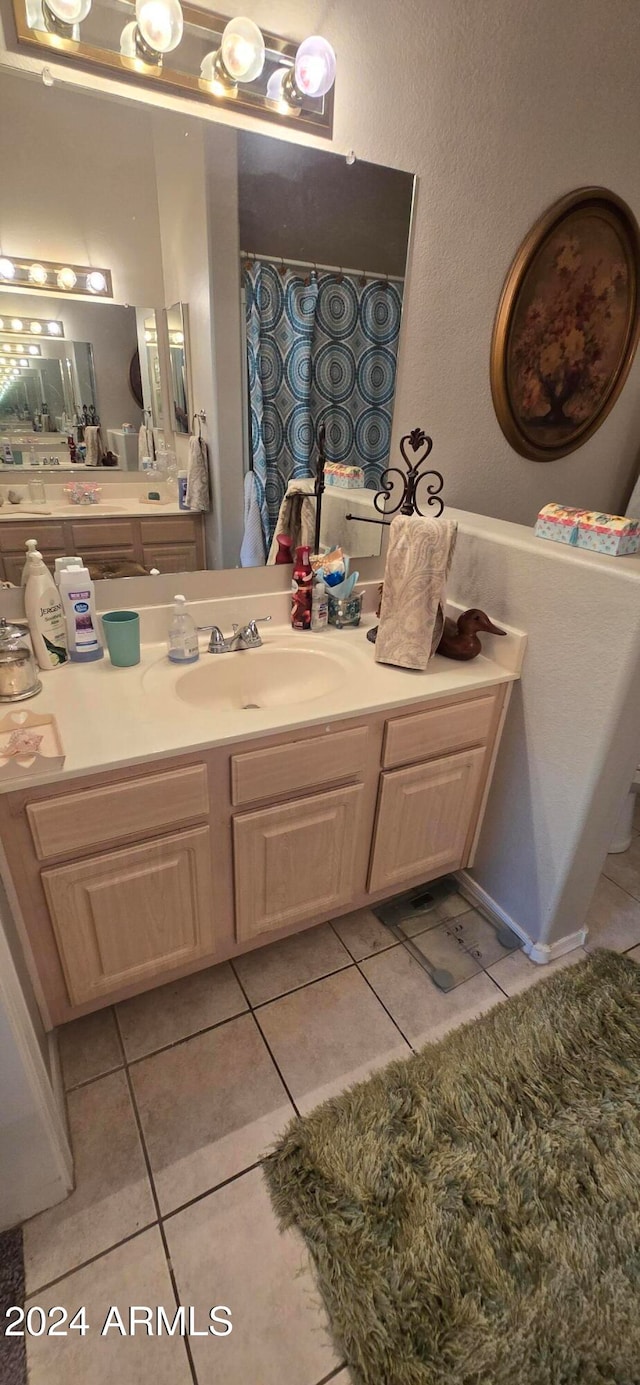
[534,503,640,556]
[324,462,364,489]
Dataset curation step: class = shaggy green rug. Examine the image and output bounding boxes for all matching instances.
[265,950,640,1385]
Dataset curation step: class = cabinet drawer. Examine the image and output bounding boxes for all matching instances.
[27,763,209,861]
[70,520,134,548]
[0,522,65,552]
[383,692,498,769]
[142,543,198,573]
[234,783,364,941]
[231,726,369,807]
[141,516,198,544]
[368,748,486,893]
[42,826,214,1006]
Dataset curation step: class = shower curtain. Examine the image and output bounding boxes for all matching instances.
[244,261,403,548]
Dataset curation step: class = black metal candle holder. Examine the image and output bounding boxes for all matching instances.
[345,426,444,527]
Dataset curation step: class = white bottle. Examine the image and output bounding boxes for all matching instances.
[168,595,199,664]
[311,577,329,631]
[21,538,39,586]
[24,551,68,670]
[53,556,83,587]
[58,564,104,663]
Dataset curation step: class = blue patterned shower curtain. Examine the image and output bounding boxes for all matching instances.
[244,261,403,548]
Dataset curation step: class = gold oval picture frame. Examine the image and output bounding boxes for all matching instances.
[490,187,640,461]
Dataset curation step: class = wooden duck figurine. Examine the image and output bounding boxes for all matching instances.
[437,608,506,661]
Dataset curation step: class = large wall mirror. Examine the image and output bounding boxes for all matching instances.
[0,70,414,582]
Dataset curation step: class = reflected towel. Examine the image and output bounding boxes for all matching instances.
[85,426,105,467]
[240,470,266,567]
[138,423,155,464]
[267,478,316,563]
[186,433,211,512]
[375,514,457,671]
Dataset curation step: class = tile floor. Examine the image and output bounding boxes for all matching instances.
[22,834,640,1385]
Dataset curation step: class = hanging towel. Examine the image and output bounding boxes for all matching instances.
[375,514,458,671]
[186,433,211,512]
[85,425,105,467]
[138,422,155,464]
[240,470,266,567]
[266,478,316,563]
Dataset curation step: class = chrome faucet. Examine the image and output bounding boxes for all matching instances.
[198,616,271,654]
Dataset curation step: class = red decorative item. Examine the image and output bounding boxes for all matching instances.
[275,533,293,565]
[291,545,313,629]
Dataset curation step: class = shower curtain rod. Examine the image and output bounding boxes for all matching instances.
[240,250,405,284]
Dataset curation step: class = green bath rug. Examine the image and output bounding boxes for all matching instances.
[265,950,640,1385]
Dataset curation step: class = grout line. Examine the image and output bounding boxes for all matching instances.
[313,1365,349,1385]
[25,1221,159,1299]
[230,959,302,1118]
[162,1159,265,1223]
[602,864,640,908]
[114,1008,199,1385]
[327,921,415,1052]
[246,960,354,1014]
[124,1003,250,1068]
[63,1059,126,1093]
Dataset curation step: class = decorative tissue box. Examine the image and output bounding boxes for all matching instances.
[535,503,640,556]
[325,462,364,489]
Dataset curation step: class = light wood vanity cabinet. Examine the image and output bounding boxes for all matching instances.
[0,513,205,580]
[0,682,509,1027]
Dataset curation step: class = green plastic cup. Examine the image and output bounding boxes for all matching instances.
[102,610,140,667]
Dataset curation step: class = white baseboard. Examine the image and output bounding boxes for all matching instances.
[455,871,587,964]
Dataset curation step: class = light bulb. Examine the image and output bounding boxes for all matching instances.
[294,35,336,97]
[29,263,48,286]
[10,319,23,332]
[172,331,184,344]
[0,259,15,280]
[220,16,264,81]
[86,270,107,293]
[47,322,62,335]
[28,345,40,355]
[30,321,42,334]
[135,0,183,55]
[120,20,138,55]
[45,0,92,21]
[0,321,3,330]
[266,67,299,114]
[19,358,28,366]
[57,267,77,290]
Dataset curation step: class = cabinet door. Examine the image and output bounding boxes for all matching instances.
[2,550,66,585]
[41,826,214,1006]
[234,784,364,942]
[142,543,199,573]
[368,748,485,893]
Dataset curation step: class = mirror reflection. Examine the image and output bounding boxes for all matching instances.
[0,72,414,582]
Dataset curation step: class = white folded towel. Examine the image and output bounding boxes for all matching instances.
[138,423,155,464]
[240,470,266,567]
[186,433,211,512]
[375,514,458,671]
[85,425,105,467]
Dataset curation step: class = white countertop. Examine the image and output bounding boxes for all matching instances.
[0,498,186,520]
[0,603,525,793]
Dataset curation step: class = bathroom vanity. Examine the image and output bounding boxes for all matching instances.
[0,607,523,1028]
[0,512,205,582]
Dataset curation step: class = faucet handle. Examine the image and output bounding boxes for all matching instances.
[207,626,229,653]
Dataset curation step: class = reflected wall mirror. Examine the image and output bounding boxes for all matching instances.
[0,68,415,584]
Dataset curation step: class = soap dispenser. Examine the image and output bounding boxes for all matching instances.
[168,595,199,664]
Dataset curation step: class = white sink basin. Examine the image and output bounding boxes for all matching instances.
[175,645,348,711]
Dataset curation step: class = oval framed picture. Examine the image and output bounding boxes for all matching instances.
[490,187,640,461]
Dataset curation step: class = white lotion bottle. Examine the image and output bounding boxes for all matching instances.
[21,538,38,585]
[168,595,199,664]
[59,563,104,662]
[24,550,68,670]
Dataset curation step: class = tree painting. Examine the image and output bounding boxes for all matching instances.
[494,193,640,460]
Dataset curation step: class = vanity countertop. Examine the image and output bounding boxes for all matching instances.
[0,608,525,793]
[0,497,186,520]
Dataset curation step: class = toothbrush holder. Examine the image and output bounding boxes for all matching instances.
[328,591,364,628]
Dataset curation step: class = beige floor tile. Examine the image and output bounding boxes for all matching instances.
[116,962,247,1061]
[331,906,397,960]
[130,1011,293,1214]
[634,797,640,833]
[627,945,640,962]
[584,873,640,952]
[360,946,503,1048]
[165,1165,338,1385]
[26,1227,191,1385]
[58,1007,122,1090]
[233,922,351,1006]
[256,968,410,1115]
[23,1070,154,1292]
[603,835,640,901]
[332,1373,354,1383]
[487,946,588,996]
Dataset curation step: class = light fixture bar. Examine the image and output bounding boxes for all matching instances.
[0,341,42,356]
[0,255,112,298]
[0,316,64,337]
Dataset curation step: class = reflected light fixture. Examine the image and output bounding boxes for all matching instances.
[41,0,91,37]
[28,263,48,286]
[30,321,43,333]
[267,34,336,113]
[200,16,264,96]
[0,316,63,337]
[121,0,183,64]
[56,267,77,290]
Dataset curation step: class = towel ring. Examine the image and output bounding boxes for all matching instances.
[192,410,207,439]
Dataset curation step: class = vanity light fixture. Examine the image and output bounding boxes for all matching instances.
[200,15,265,97]
[0,340,42,356]
[0,316,63,338]
[0,255,112,298]
[120,0,183,64]
[14,3,336,137]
